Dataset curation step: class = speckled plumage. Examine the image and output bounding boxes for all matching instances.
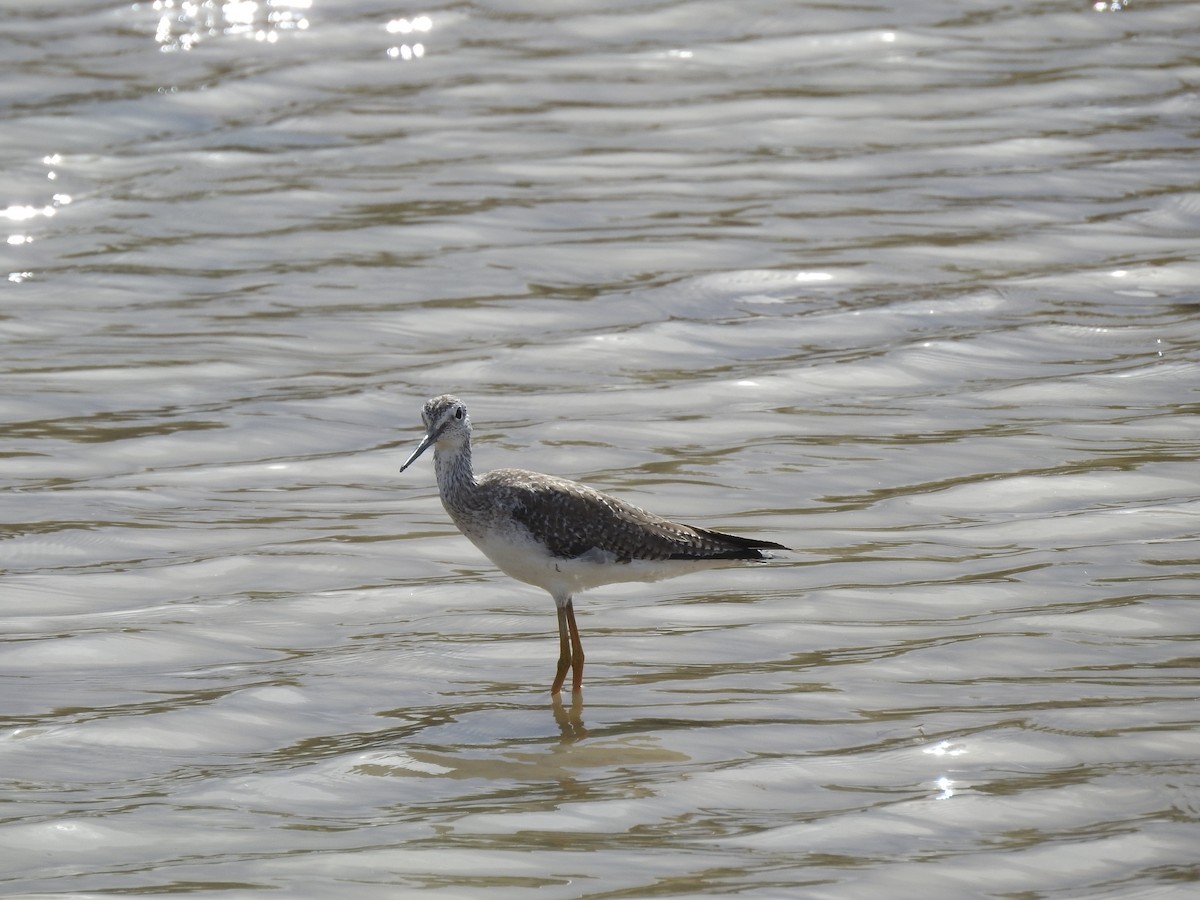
[495,467,777,563]
[398,394,787,694]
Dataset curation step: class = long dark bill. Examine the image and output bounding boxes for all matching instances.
[398,431,437,473]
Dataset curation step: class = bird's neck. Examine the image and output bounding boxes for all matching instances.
[433,440,477,505]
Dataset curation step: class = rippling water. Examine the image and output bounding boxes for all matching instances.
[3,1,1199,897]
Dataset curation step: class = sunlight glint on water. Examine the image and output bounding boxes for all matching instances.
[1,1,1198,897]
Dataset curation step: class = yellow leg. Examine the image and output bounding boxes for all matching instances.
[551,603,572,695]
[565,600,585,693]
[550,598,585,695]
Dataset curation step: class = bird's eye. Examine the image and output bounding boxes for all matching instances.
[454,406,464,420]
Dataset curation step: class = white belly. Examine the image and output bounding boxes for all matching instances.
[464,527,733,607]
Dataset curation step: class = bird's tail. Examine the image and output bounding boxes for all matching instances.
[672,527,790,561]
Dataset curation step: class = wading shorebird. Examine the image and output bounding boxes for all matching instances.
[398,395,788,694]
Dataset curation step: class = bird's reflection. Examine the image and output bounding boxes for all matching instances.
[551,692,588,743]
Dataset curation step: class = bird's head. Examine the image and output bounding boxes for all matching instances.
[399,394,471,473]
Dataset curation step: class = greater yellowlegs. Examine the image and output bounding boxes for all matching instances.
[399,394,788,694]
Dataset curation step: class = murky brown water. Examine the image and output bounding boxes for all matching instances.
[3,1,1198,897]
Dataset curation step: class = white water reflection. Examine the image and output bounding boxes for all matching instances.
[2,0,1199,897]
[146,0,312,51]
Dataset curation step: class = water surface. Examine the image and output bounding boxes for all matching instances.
[2,1,1199,897]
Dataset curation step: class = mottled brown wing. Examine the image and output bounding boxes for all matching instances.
[492,469,783,562]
